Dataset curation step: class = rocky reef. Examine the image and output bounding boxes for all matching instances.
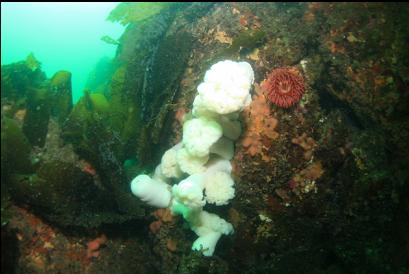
[1,3,408,274]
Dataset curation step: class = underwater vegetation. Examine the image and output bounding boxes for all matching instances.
[1,2,409,274]
[100,35,120,46]
[106,2,186,26]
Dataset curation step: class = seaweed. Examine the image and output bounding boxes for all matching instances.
[107,2,174,26]
[1,57,46,102]
[101,35,120,46]
[25,52,41,72]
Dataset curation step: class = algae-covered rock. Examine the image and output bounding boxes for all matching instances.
[87,239,157,273]
[85,56,115,98]
[108,5,195,167]
[142,31,195,158]
[110,64,138,138]
[89,93,110,113]
[1,59,46,102]
[25,52,41,72]
[22,87,51,147]
[61,91,111,146]
[7,160,136,227]
[5,109,143,228]
[1,117,32,176]
[178,252,230,274]
[220,29,266,58]
[127,30,195,166]
[62,89,145,221]
[50,70,73,125]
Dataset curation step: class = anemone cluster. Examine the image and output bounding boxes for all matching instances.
[130,60,254,256]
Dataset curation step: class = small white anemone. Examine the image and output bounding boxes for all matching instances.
[177,146,209,175]
[182,117,222,158]
[204,171,235,205]
[171,174,206,210]
[152,164,169,183]
[130,174,171,208]
[160,143,183,179]
[190,211,234,256]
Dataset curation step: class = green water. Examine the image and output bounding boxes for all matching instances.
[1,2,124,103]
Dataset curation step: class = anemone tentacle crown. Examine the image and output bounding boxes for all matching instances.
[262,67,305,108]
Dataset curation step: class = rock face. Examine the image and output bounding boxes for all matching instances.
[1,3,408,274]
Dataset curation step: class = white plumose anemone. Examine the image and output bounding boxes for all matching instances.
[130,60,254,256]
[193,60,254,115]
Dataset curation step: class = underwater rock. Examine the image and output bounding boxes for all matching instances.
[62,91,112,148]
[140,31,195,163]
[111,6,196,166]
[62,89,146,223]
[178,252,230,274]
[221,29,266,58]
[50,70,73,125]
[88,92,110,113]
[312,4,409,133]
[22,87,51,147]
[109,65,142,156]
[7,160,135,228]
[85,56,114,97]
[1,225,18,274]
[104,12,175,167]
[1,57,46,102]
[9,115,143,228]
[1,117,33,176]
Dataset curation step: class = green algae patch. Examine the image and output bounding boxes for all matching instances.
[50,70,71,87]
[89,92,111,113]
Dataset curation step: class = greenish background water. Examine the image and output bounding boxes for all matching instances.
[1,2,124,103]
